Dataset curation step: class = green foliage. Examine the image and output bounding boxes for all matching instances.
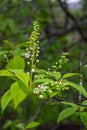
[9,69,30,87]
[67,81,87,98]
[26,121,40,129]
[83,64,87,80]
[0,21,87,129]
[60,101,78,108]
[62,73,80,79]
[10,81,28,108]
[7,56,25,69]
[80,112,87,128]
[57,107,77,123]
[1,89,11,112]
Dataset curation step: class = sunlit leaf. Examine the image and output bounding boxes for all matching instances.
[0,70,14,77]
[67,82,87,98]
[62,73,80,79]
[1,89,12,112]
[7,55,25,69]
[34,78,54,84]
[10,82,28,108]
[9,69,29,87]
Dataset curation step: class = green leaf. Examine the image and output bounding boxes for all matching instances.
[0,70,14,77]
[1,89,12,112]
[13,48,24,56]
[15,123,25,129]
[80,100,87,111]
[80,112,87,128]
[36,69,47,74]
[82,100,87,106]
[62,73,80,79]
[3,40,14,49]
[3,120,12,129]
[57,107,77,123]
[83,64,87,80]
[7,55,25,69]
[50,92,58,98]
[0,51,9,56]
[9,69,29,87]
[67,82,87,98]
[10,82,28,108]
[34,78,54,84]
[26,121,40,129]
[15,42,26,48]
[36,74,46,79]
[60,101,78,108]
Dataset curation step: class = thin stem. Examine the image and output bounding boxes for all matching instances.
[30,44,35,86]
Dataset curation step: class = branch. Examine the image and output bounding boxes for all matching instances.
[40,18,87,41]
[26,100,45,123]
[47,0,59,29]
[57,0,87,41]
[53,96,87,108]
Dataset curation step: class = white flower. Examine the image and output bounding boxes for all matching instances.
[31,68,35,72]
[33,88,40,94]
[22,53,30,58]
[36,59,39,63]
[39,95,44,99]
[3,54,7,59]
[27,62,30,64]
[38,85,41,88]
[38,84,48,92]
[45,86,48,89]
[27,71,29,74]
[34,75,38,78]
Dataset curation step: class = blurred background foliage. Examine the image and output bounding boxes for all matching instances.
[0,0,87,129]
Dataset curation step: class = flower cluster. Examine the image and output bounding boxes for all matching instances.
[33,83,52,99]
[22,21,40,86]
[58,52,69,68]
[23,21,40,70]
[33,80,69,99]
[58,80,69,91]
[24,22,69,98]
[52,52,69,70]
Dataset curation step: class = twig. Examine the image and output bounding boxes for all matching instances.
[27,100,45,123]
[40,19,87,41]
[53,96,87,108]
[57,0,87,41]
[47,0,59,29]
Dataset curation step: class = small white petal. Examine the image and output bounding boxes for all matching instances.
[27,72,29,74]
[31,69,35,72]
[39,95,44,99]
